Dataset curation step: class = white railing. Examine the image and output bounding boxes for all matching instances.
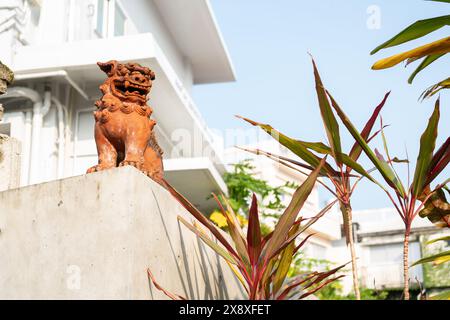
[361,263,423,289]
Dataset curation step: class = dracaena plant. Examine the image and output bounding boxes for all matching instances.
[236,58,390,300]
[371,0,450,99]
[148,161,347,300]
[328,94,449,300]
[411,235,450,300]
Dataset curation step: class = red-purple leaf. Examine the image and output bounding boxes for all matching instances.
[162,179,239,259]
[299,275,345,299]
[301,263,348,296]
[247,194,262,266]
[147,269,186,300]
[276,272,318,300]
[426,137,450,186]
[347,91,391,173]
[412,99,440,197]
[294,233,316,254]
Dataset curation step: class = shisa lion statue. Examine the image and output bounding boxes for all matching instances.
[87,60,164,183]
[0,61,14,122]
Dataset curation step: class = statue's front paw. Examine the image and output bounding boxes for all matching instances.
[119,160,142,170]
[87,165,102,173]
[86,164,114,173]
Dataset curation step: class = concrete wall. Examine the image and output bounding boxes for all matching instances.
[0,166,244,299]
[0,135,21,192]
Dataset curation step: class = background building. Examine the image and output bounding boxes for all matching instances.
[0,0,234,212]
[347,208,450,295]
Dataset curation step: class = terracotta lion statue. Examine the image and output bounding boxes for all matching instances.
[87,60,164,183]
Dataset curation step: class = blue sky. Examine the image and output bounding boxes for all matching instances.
[193,0,450,210]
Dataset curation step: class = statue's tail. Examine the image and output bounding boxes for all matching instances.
[148,131,163,158]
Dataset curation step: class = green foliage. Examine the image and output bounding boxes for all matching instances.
[288,253,388,300]
[371,1,450,98]
[223,159,297,217]
[415,235,450,288]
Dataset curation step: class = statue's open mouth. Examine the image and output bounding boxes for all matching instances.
[114,80,150,98]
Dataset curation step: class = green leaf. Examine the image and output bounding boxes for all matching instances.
[429,290,450,301]
[272,223,300,295]
[421,77,450,100]
[311,57,342,165]
[380,123,404,194]
[263,159,324,262]
[237,116,337,177]
[412,99,440,197]
[297,140,378,184]
[411,250,450,266]
[327,91,406,197]
[371,15,450,54]
[427,0,450,4]
[445,185,450,195]
[276,200,338,255]
[408,53,445,84]
[427,235,450,244]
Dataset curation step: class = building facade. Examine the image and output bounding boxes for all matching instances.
[348,208,450,295]
[0,0,234,212]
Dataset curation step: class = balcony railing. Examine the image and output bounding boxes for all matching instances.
[361,263,423,289]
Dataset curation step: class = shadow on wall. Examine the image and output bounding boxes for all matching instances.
[149,187,245,299]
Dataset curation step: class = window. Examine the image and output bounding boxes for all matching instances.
[95,0,132,38]
[367,242,424,285]
[73,109,97,176]
[95,0,105,36]
[114,3,126,36]
[305,242,327,260]
[369,243,404,264]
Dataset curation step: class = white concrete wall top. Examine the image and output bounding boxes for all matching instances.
[0,166,244,299]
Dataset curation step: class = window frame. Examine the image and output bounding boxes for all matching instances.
[94,0,135,39]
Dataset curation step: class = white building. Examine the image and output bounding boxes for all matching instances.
[0,0,234,212]
[348,208,450,292]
